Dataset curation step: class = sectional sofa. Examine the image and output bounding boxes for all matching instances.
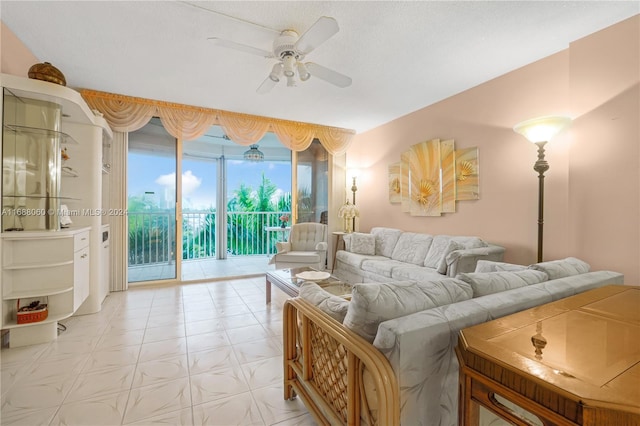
[283,257,624,425]
[334,227,506,283]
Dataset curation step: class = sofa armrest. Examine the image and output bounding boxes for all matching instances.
[315,241,328,251]
[445,244,505,277]
[283,298,400,425]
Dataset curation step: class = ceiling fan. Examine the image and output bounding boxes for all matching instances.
[208,16,352,94]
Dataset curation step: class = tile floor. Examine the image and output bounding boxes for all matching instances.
[1,277,317,425]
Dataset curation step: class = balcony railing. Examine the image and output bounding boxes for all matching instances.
[128,210,290,266]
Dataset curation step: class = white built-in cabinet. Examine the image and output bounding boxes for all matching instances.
[1,228,90,347]
[0,73,112,347]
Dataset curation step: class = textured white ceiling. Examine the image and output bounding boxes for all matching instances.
[2,1,638,133]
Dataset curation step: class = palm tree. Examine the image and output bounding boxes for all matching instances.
[226,173,290,255]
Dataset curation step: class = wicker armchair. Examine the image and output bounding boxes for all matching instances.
[283,297,400,425]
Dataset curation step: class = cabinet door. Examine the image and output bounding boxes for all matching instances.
[73,247,90,311]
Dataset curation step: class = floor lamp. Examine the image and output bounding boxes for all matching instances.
[513,116,572,263]
[351,175,357,231]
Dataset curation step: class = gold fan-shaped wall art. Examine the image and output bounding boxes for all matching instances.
[455,147,479,200]
[440,139,456,213]
[387,138,479,216]
[400,150,411,213]
[409,139,441,216]
[388,162,401,204]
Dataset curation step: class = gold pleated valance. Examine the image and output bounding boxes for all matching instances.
[80,89,354,155]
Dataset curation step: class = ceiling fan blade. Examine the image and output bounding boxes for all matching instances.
[208,37,273,58]
[294,16,339,55]
[256,75,278,94]
[306,63,352,88]
[185,2,281,38]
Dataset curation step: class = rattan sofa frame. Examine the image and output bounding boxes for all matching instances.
[283,298,400,425]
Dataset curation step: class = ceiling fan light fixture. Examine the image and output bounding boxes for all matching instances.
[243,144,264,162]
[297,62,311,81]
[269,63,283,82]
[286,75,296,87]
[282,54,296,77]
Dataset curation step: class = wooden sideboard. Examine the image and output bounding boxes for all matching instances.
[456,285,640,425]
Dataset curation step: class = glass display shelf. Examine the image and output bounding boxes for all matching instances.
[3,124,79,145]
[2,195,80,200]
[62,166,79,177]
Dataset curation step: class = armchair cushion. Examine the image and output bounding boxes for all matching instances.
[275,251,323,264]
[290,223,327,252]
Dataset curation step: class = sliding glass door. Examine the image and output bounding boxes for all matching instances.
[127,120,177,282]
[296,139,328,224]
[127,119,328,283]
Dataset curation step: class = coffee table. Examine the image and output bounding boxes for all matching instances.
[265,266,351,304]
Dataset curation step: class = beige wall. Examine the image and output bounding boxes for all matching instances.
[348,16,639,283]
[1,21,39,76]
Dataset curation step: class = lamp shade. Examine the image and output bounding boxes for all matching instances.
[338,200,359,233]
[513,116,572,143]
[297,62,310,81]
[243,144,264,162]
[269,63,283,82]
[338,201,359,219]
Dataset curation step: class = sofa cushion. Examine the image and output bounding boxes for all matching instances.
[336,250,385,269]
[528,257,590,280]
[390,233,433,265]
[391,265,448,282]
[348,232,376,255]
[457,269,549,297]
[370,227,403,258]
[361,259,407,278]
[343,279,472,342]
[299,282,350,323]
[475,260,527,273]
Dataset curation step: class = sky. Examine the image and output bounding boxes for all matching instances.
[128,153,292,211]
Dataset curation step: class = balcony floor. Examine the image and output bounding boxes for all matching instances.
[129,256,276,283]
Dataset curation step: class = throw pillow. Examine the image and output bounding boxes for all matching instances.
[528,257,590,280]
[342,278,472,342]
[299,282,350,323]
[349,232,376,255]
[456,269,549,298]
